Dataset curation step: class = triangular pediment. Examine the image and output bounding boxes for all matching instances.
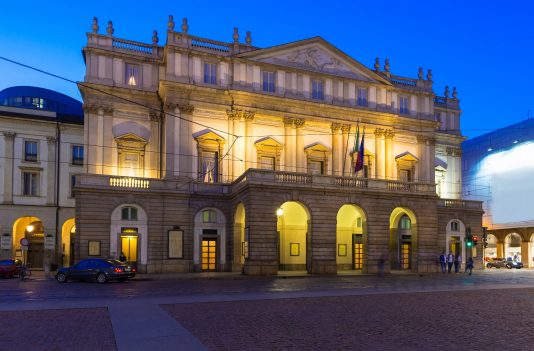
[193,129,226,144]
[237,37,391,84]
[115,133,147,143]
[395,151,418,162]
[254,137,282,149]
[304,142,331,153]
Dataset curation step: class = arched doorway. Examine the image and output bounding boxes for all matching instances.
[110,204,148,271]
[485,234,498,260]
[12,216,44,269]
[194,208,226,272]
[389,207,417,271]
[276,201,310,273]
[336,204,366,272]
[233,203,246,272]
[504,233,522,261]
[61,218,75,267]
[445,219,465,269]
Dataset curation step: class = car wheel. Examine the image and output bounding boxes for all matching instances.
[506,264,512,269]
[117,278,126,283]
[96,273,107,284]
[486,263,491,268]
[56,273,67,283]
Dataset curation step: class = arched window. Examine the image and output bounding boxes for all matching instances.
[121,206,138,221]
[400,215,411,229]
[450,221,459,231]
[202,210,217,223]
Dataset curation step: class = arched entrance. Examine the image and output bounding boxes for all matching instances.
[276,201,310,273]
[233,203,246,272]
[445,219,465,269]
[12,216,44,269]
[194,208,226,272]
[485,234,498,260]
[110,204,148,271]
[61,218,76,267]
[504,233,522,261]
[336,204,366,272]
[389,207,417,271]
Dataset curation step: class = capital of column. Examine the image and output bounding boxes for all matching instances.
[226,107,243,120]
[177,103,195,114]
[283,117,294,127]
[417,135,428,144]
[243,110,255,121]
[331,122,341,132]
[427,137,436,146]
[446,147,461,156]
[341,124,351,133]
[3,131,15,140]
[384,129,395,139]
[374,128,385,137]
[46,136,57,145]
[149,111,163,122]
[294,118,305,128]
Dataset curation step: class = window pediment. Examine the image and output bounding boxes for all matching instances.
[395,152,418,162]
[193,129,226,145]
[115,133,147,150]
[304,142,331,155]
[254,137,282,150]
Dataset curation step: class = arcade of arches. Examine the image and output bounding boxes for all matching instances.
[484,228,534,268]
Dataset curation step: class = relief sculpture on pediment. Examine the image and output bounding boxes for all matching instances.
[286,48,344,72]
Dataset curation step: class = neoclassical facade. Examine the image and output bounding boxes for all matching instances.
[0,86,84,270]
[75,17,482,274]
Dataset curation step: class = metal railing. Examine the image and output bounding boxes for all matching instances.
[113,38,154,55]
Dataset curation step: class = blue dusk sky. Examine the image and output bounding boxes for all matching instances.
[0,0,532,138]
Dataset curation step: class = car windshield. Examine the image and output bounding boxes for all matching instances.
[106,260,125,266]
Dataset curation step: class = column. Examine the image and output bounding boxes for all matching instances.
[225,108,242,180]
[385,130,395,180]
[521,241,530,267]
[163,103,175,178]
[453,148,462,199]
[3,132,15,204]
[235,116,246,176]
[244,110,255,171]
[417,135,427,182]
[428,137,436,183]
[374,129,385,179]
[46,136,57,205]
[178,104,194,178]
[283,118,293,172]
[331,123,341,176]
[295,119,305,173]
[96,108,104,174]
[341,124,350,176]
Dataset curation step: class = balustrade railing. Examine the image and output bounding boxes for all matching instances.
[109,177,150,189]
[112,38,154,55]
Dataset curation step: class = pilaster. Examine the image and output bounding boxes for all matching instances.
[294,119,305,173]
[177,103,195,178]
[243,110,255,171]
[374,128,385,179]
[283,118,294,172]
[384,130,395,180]
[3,132,15,203]
[331,123,342,176]
[341,124,351,176]
[46,136,57,205]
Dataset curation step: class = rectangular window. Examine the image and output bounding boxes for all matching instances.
[311,79,324,100]
[308,160,324,175]
[120,152,140,177]
[357,88,368,106]
[260,156,275,170]
[201,151,218,183]
[202,210,217,223]
[262,71,275,93]
[399,96,409,114]
[203,62,217,85]
[400,169,412,182]
[22,172,39,196]
[121,207,138,221]
[125,63,140,86]
[71,145,84,165]
[24,140,38,162]
[70,175,76,198]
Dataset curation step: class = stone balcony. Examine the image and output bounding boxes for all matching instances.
[77,169,441,197]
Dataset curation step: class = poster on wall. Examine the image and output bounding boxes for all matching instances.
[1,234,12,250]
[44,235,55,250]
[168,230,183,259]
[88,240,101,256]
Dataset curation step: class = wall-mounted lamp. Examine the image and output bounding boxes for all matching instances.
[276,208,283,217]
[26,216,34,233]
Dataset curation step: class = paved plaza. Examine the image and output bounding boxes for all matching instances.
[1,270,534,350]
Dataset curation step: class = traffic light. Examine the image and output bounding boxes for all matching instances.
[465,227,473,247]
[472,235,479,246]
[482,227,488,248]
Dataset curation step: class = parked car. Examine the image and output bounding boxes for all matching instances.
[486,258,523,269]
[55,258,136,283]
[0,259,22,278]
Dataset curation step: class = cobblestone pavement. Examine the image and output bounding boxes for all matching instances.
[0,307,117,351]
[1,270,534,350]
[163,289,534,351]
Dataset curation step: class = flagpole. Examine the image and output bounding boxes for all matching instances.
[342,125,351,177]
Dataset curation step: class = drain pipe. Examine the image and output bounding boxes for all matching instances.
[54,121,61,270]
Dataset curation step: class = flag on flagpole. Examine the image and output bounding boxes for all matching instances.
[354,127,365,173]
[352,122,360,175]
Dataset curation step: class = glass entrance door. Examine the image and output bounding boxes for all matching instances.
[121,236,138,264]
[201,239,217,271]
[353,234,363,270]
[401,243,411,270]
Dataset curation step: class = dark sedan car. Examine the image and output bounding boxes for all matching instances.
[0,259,22,278]
[56,258,136,283]
[486,258,523,269]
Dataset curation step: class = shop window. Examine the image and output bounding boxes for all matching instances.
[121,207,138,221]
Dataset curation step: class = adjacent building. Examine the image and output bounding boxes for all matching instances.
[0,86,84,270]
[463,118,534,266]
[73,16,483,274]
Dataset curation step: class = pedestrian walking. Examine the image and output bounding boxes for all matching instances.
[454,254,462,273]
[466,257,474,275]
[439,252,447,273]
[447,252,454,273]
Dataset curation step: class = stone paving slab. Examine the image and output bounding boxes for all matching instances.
[0,307,117,351]
[162,288,534,351]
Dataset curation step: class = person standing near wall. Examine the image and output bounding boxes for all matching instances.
[447,252,454,273]
[439,252,447,273]
[454,254,462,273]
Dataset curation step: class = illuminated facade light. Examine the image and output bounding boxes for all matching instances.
[26,224,34,232]
[276,208,283,216]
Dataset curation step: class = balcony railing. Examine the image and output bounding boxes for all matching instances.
[437,199,483,210]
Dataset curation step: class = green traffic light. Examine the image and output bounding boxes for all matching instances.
[466,241,473,247]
